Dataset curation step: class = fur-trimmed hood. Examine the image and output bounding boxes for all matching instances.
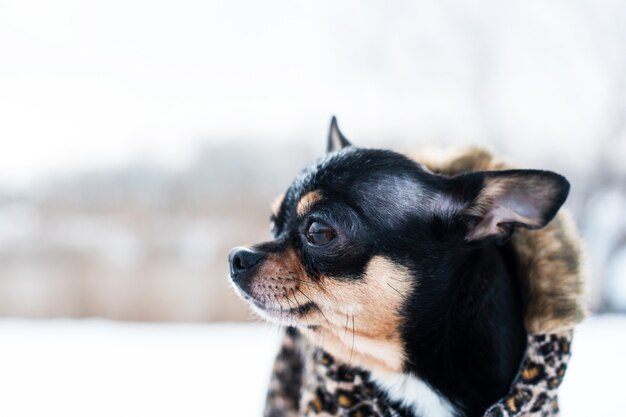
[412,146,586,334]
[263,147,586,417]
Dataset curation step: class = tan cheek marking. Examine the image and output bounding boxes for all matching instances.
[300,256,413,373]
[271,193,285,216]
[296,190,322,217]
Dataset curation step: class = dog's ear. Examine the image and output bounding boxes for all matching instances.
[451,170,570,241]
[327,116,352,153]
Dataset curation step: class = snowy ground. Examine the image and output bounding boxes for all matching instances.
[0,315,623,417]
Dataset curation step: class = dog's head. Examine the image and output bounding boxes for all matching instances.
[228,118,569,372]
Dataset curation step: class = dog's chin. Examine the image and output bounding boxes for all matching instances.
[230,280,316,326]
[249,301,314,326]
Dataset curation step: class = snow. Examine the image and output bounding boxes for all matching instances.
[0,316,623,416]
[560,315,626,416]
[0,320,282,417]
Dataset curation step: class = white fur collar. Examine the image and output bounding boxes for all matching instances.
[370,371,458,417]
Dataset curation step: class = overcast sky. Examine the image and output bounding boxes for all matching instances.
[1,0,624,188]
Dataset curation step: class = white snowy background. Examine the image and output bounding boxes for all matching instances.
[1,0,625,416]
[0,316,623,417]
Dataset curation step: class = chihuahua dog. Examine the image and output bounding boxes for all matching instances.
[228,118,569,417]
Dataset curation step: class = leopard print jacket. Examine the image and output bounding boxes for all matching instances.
[264,327,572,417]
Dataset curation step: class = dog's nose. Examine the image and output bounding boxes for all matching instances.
[229,247,264,278]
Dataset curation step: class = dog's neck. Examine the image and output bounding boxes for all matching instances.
[394,241,527,417]
[370,370,458,417]
[300,241,527,417]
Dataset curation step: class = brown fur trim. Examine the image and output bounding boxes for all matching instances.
[410,146,509,175]
[512,212,587,333]
[411,146,587,333]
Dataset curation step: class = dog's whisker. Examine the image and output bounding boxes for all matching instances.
[278,277,315,286]
[387,282,403,298]
[295,288,322,323]
[350,313,356,366]
[290,288,301,307]
[284,291,296,325]
[292,289,313,331]
[296,286,331,328]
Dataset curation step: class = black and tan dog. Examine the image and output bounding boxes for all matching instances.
[228,118,572,417]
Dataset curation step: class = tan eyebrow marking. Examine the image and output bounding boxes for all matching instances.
[296,190,322,217]
[271,193,285,216]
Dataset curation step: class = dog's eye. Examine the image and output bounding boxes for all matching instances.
[306,221,336,246]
